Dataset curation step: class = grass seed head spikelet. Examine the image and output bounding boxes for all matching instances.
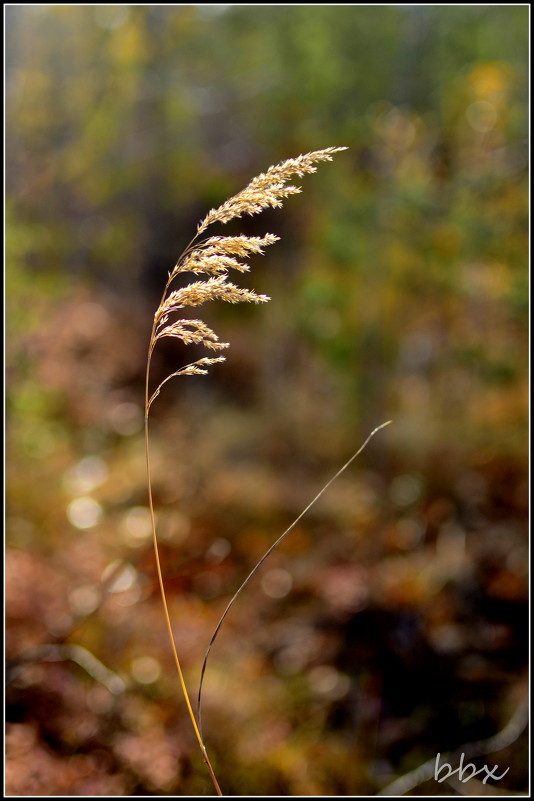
[152,147,346,381]
[197,146,347,234]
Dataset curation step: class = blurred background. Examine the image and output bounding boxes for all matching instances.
[5,4,529,796]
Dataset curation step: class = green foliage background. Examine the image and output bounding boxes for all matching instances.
[6,5,529,796]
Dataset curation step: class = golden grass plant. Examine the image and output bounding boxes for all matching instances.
[144,147,358,794]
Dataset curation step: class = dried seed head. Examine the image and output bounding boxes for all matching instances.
[172,252,250,279]
[149,147,346,386]
[155,319,230,351]
[155,276,270,331]
[178,356,226,376]
[197,147,347,233]
[201,234,280,257]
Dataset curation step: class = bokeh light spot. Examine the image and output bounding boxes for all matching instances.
[67,497,103,529]
[69,584,101,616]
[63,455,108,494]
[120,507,152,546]
[308,665,350,700]
[102,561,138,593]
[389,474,423,507]
[108,402,143,436]
[130,656,162,684]
[261,568,293,599]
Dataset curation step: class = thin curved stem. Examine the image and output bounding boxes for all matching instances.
[197,420,393,737]
[148,366,191,411]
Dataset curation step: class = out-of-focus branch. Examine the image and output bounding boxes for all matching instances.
[6,558,132,686]
[6,643,127,695]
[378,698,528,796]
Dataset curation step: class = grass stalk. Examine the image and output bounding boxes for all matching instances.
[144,148,346,795]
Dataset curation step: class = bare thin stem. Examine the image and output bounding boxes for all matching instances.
[197,420,393,736]
[148,363,202,410]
